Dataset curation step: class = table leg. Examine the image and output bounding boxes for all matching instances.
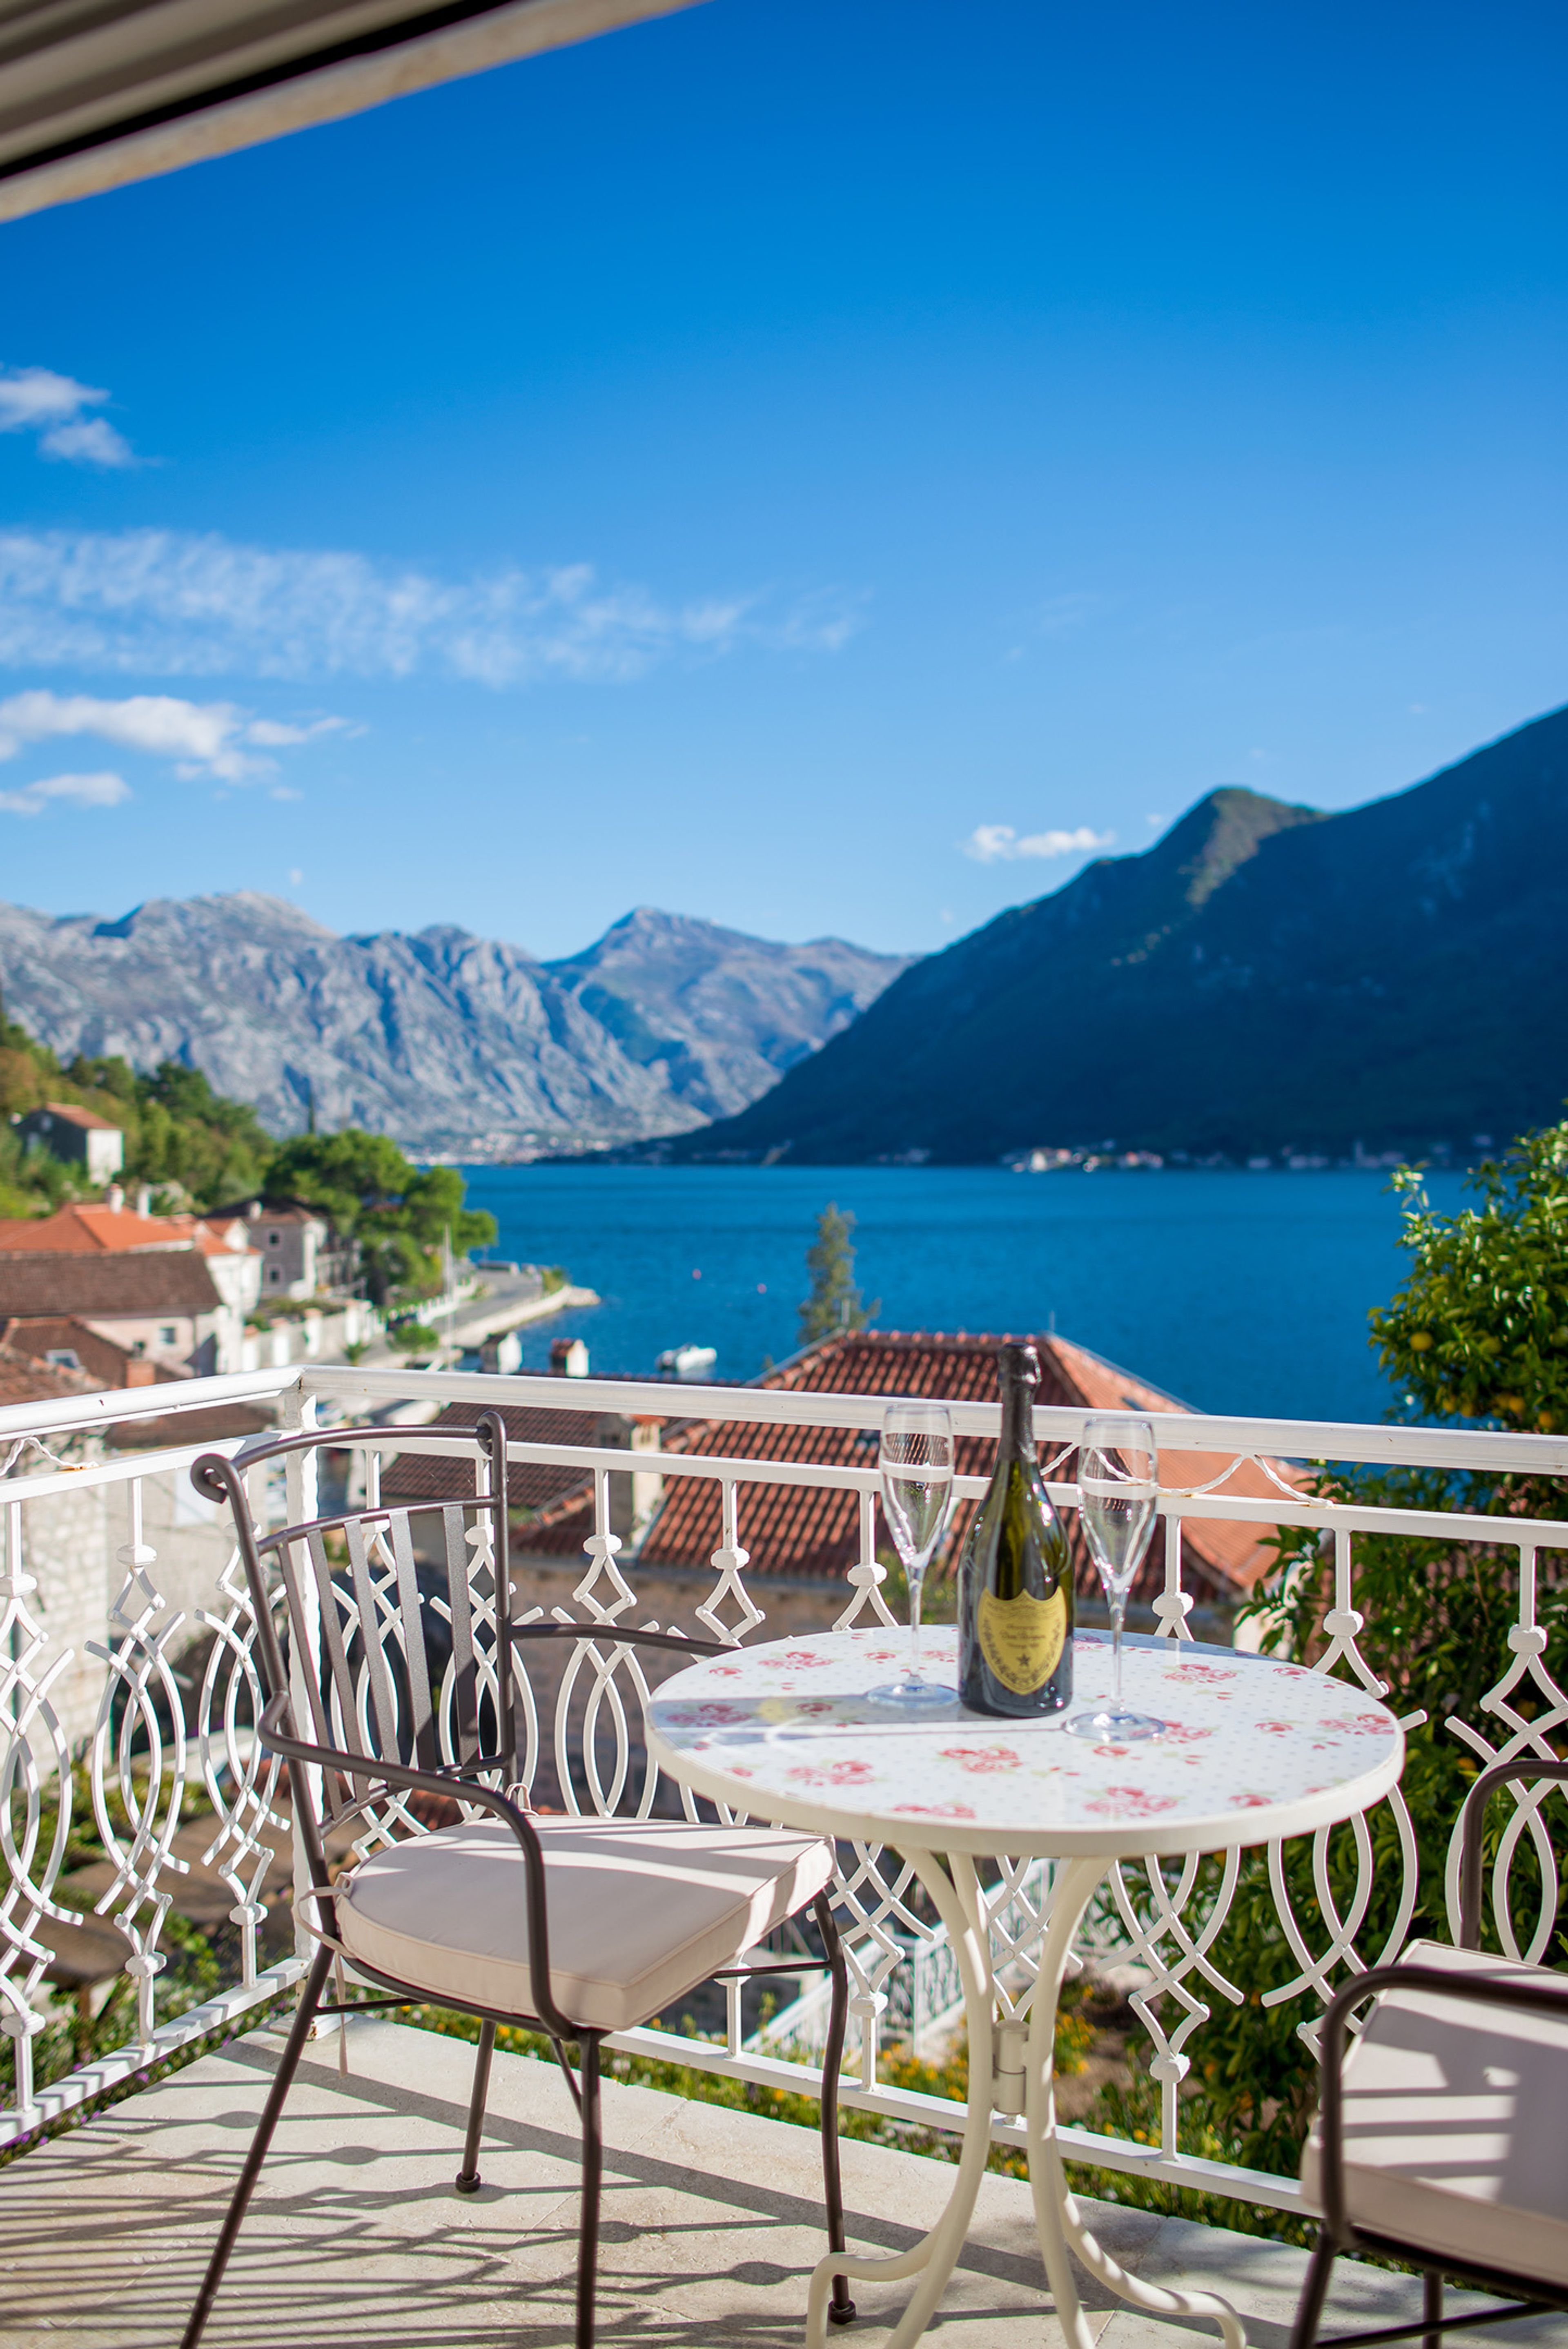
[805,1848,998,2349]
[1025,1858,1246,2349]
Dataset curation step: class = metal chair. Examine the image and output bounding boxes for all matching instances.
[181,1409,856,2349]
[1292,1757,1568,2349]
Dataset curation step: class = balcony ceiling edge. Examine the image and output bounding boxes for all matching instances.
[0,0,704,224]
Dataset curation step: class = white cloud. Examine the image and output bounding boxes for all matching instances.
[0,367,136,468]
[0,527,862,685]
[0,688,346,782]
[0,768,129,816]
[962,823,1115,863]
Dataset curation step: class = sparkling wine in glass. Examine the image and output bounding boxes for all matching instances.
[868,1402,956,1709]
[1066,1414,1166,1741]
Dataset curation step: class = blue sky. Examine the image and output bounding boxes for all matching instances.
[0,0,1563,960]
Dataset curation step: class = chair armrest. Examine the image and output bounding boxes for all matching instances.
[1315,1959,1568,2248]
[256,1690,577,2040]
[1458,1757,1568,1949]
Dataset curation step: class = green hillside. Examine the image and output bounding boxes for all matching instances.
[0,1017,272,1217]
[0,1007,494,1304]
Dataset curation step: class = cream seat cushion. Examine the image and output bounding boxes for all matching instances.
[334,1816,835,2036]
[1301,1939,1568,2286]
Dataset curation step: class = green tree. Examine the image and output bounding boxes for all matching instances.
[797,1202,877,1348]
[268,1130,496,1306]
[122,1061,274,1204]
[1167,1116,1568,2210]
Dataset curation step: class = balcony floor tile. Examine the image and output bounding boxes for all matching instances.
[1,2018,1564,2348]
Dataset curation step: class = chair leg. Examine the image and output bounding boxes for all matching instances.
[576,2033,603,2349]
[182,1941,334,2349]
[455,2018,496,2193]
[1290,2229,1336,2349]
[1423,2270,1443,2349]
[814,1890,857,2327]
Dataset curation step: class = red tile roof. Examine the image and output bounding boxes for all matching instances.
[0,1340,100,1407]
[380,1397,645,1517]
[0,1202,256,1258]
[0,1315,183,1389]
[38,1100,119,1131]
[0,1250,222,1316]
[403,1331,1298,1607]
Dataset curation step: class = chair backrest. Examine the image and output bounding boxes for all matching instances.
[194,1411,514,1862]
[1458,1755,1568,1954]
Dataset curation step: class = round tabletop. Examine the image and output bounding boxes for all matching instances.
[646,1627,1404,1859]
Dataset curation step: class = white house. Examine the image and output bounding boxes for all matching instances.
[15,1102,125,1184]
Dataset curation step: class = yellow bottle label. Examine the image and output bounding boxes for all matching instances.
[977,1586,1067,1696]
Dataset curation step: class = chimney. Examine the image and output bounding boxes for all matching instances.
[106,1184,125,1212]
[134,1184,151,1218]
[550,1337,589,1377]
[247,1200,262,1221]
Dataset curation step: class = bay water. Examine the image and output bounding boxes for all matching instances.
[462,1163,1469,1426]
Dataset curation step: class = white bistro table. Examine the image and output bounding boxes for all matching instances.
[646,1625,1404,2349]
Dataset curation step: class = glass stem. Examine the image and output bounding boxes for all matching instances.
[908,1565,924,1683]
[1111,1594,1126,1708]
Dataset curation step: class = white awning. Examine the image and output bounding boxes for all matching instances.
[0,0,702,223]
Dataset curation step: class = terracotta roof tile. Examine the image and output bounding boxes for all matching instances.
[503,1330,1298,1605]
[38,1100,119,1130]
[379,1399,640,1516]
[0,1341,100,1406]
[0,1315,183,1389]
[0,1250,222,1316]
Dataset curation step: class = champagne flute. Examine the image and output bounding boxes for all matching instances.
[1066,1414,1165,1741]
[868,1402,957,1709]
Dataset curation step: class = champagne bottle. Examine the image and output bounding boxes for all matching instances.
[958,1342,1074,1716]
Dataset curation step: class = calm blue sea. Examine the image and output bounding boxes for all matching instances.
[460,1164,1470,1427]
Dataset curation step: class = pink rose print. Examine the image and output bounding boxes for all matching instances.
[786,1758,876,1788]
[1158,1723,1214,1745]
[783,1650,833,1668]
[1229,1790,1273,1809]
[664,1702,746,1727]
[1170,1662,1237,1685]
[1256,1720,1294,1736]
[1084,1785,1179,1818]
[938,1745,1022,1775]
[891,1801,978,1821]
[710,1665,742,1678]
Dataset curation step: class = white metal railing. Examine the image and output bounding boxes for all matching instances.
[4,1361,1566,2217]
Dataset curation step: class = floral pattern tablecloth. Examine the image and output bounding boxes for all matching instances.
[646,1628,1403,1857]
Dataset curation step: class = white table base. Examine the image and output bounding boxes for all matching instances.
[806,1852,1246,2349]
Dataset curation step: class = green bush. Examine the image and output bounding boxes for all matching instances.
[390,1320,441,1353]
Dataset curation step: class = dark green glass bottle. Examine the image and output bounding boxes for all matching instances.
[958,1342,1074,1716]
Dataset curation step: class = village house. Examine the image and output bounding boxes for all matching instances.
[13,1101,125,1184]
[0,1249,245,1375]
[208,1195,355,1301]
[0,1191,264,1323]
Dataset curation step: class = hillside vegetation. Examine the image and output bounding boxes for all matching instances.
[0,1005,494,1302]
[0,1013,272,1216]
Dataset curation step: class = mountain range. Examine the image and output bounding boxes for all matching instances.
[678,703,1568,1163]
[0,897,911,1149]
